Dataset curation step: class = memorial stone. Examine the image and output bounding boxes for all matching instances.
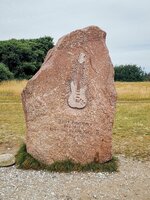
[22,26,117,164]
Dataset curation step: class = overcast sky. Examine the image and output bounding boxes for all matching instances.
[0,0,150,72]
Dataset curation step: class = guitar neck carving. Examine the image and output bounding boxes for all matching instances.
[68,53,87,109]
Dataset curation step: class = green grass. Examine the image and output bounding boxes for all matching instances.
[0,80,150,161]
[113,103,150,160]
[0,102,25,152]
[16,144,118,172]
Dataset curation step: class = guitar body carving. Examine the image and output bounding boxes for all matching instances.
[68,81,87,109]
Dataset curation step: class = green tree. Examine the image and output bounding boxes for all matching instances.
[144,72,150,81]
[0,63,14,81]
[0,36,54,79]
[114,65,145,81]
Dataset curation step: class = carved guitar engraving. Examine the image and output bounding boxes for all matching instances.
[68,53,87,109]
[68,81,87,109]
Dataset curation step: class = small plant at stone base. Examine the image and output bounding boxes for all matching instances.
[16,144,118,172]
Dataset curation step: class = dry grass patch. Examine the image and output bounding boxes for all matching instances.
[116,82,150,101]
[0,80,27,95]
[0,80,27,103]
[0,80,26,153]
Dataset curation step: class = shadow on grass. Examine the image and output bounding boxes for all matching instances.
[16,144,118,173]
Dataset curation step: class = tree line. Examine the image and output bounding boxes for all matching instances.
[0,37,149,81]
[114,65,150,81]
[0,37,54,81]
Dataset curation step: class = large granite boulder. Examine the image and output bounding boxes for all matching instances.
[22,26,117,165]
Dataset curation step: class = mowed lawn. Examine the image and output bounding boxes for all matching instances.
[0,81,150,160]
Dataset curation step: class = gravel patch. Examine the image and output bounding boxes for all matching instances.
[0,156,150,200]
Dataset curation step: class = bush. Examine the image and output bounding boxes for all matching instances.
[144,72,150,81]
[15,62,37,80]
[0,36,54,80]
[114,65,145,82]
[0,63,14,81]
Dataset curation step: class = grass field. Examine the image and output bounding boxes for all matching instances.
[0,80,150,160]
